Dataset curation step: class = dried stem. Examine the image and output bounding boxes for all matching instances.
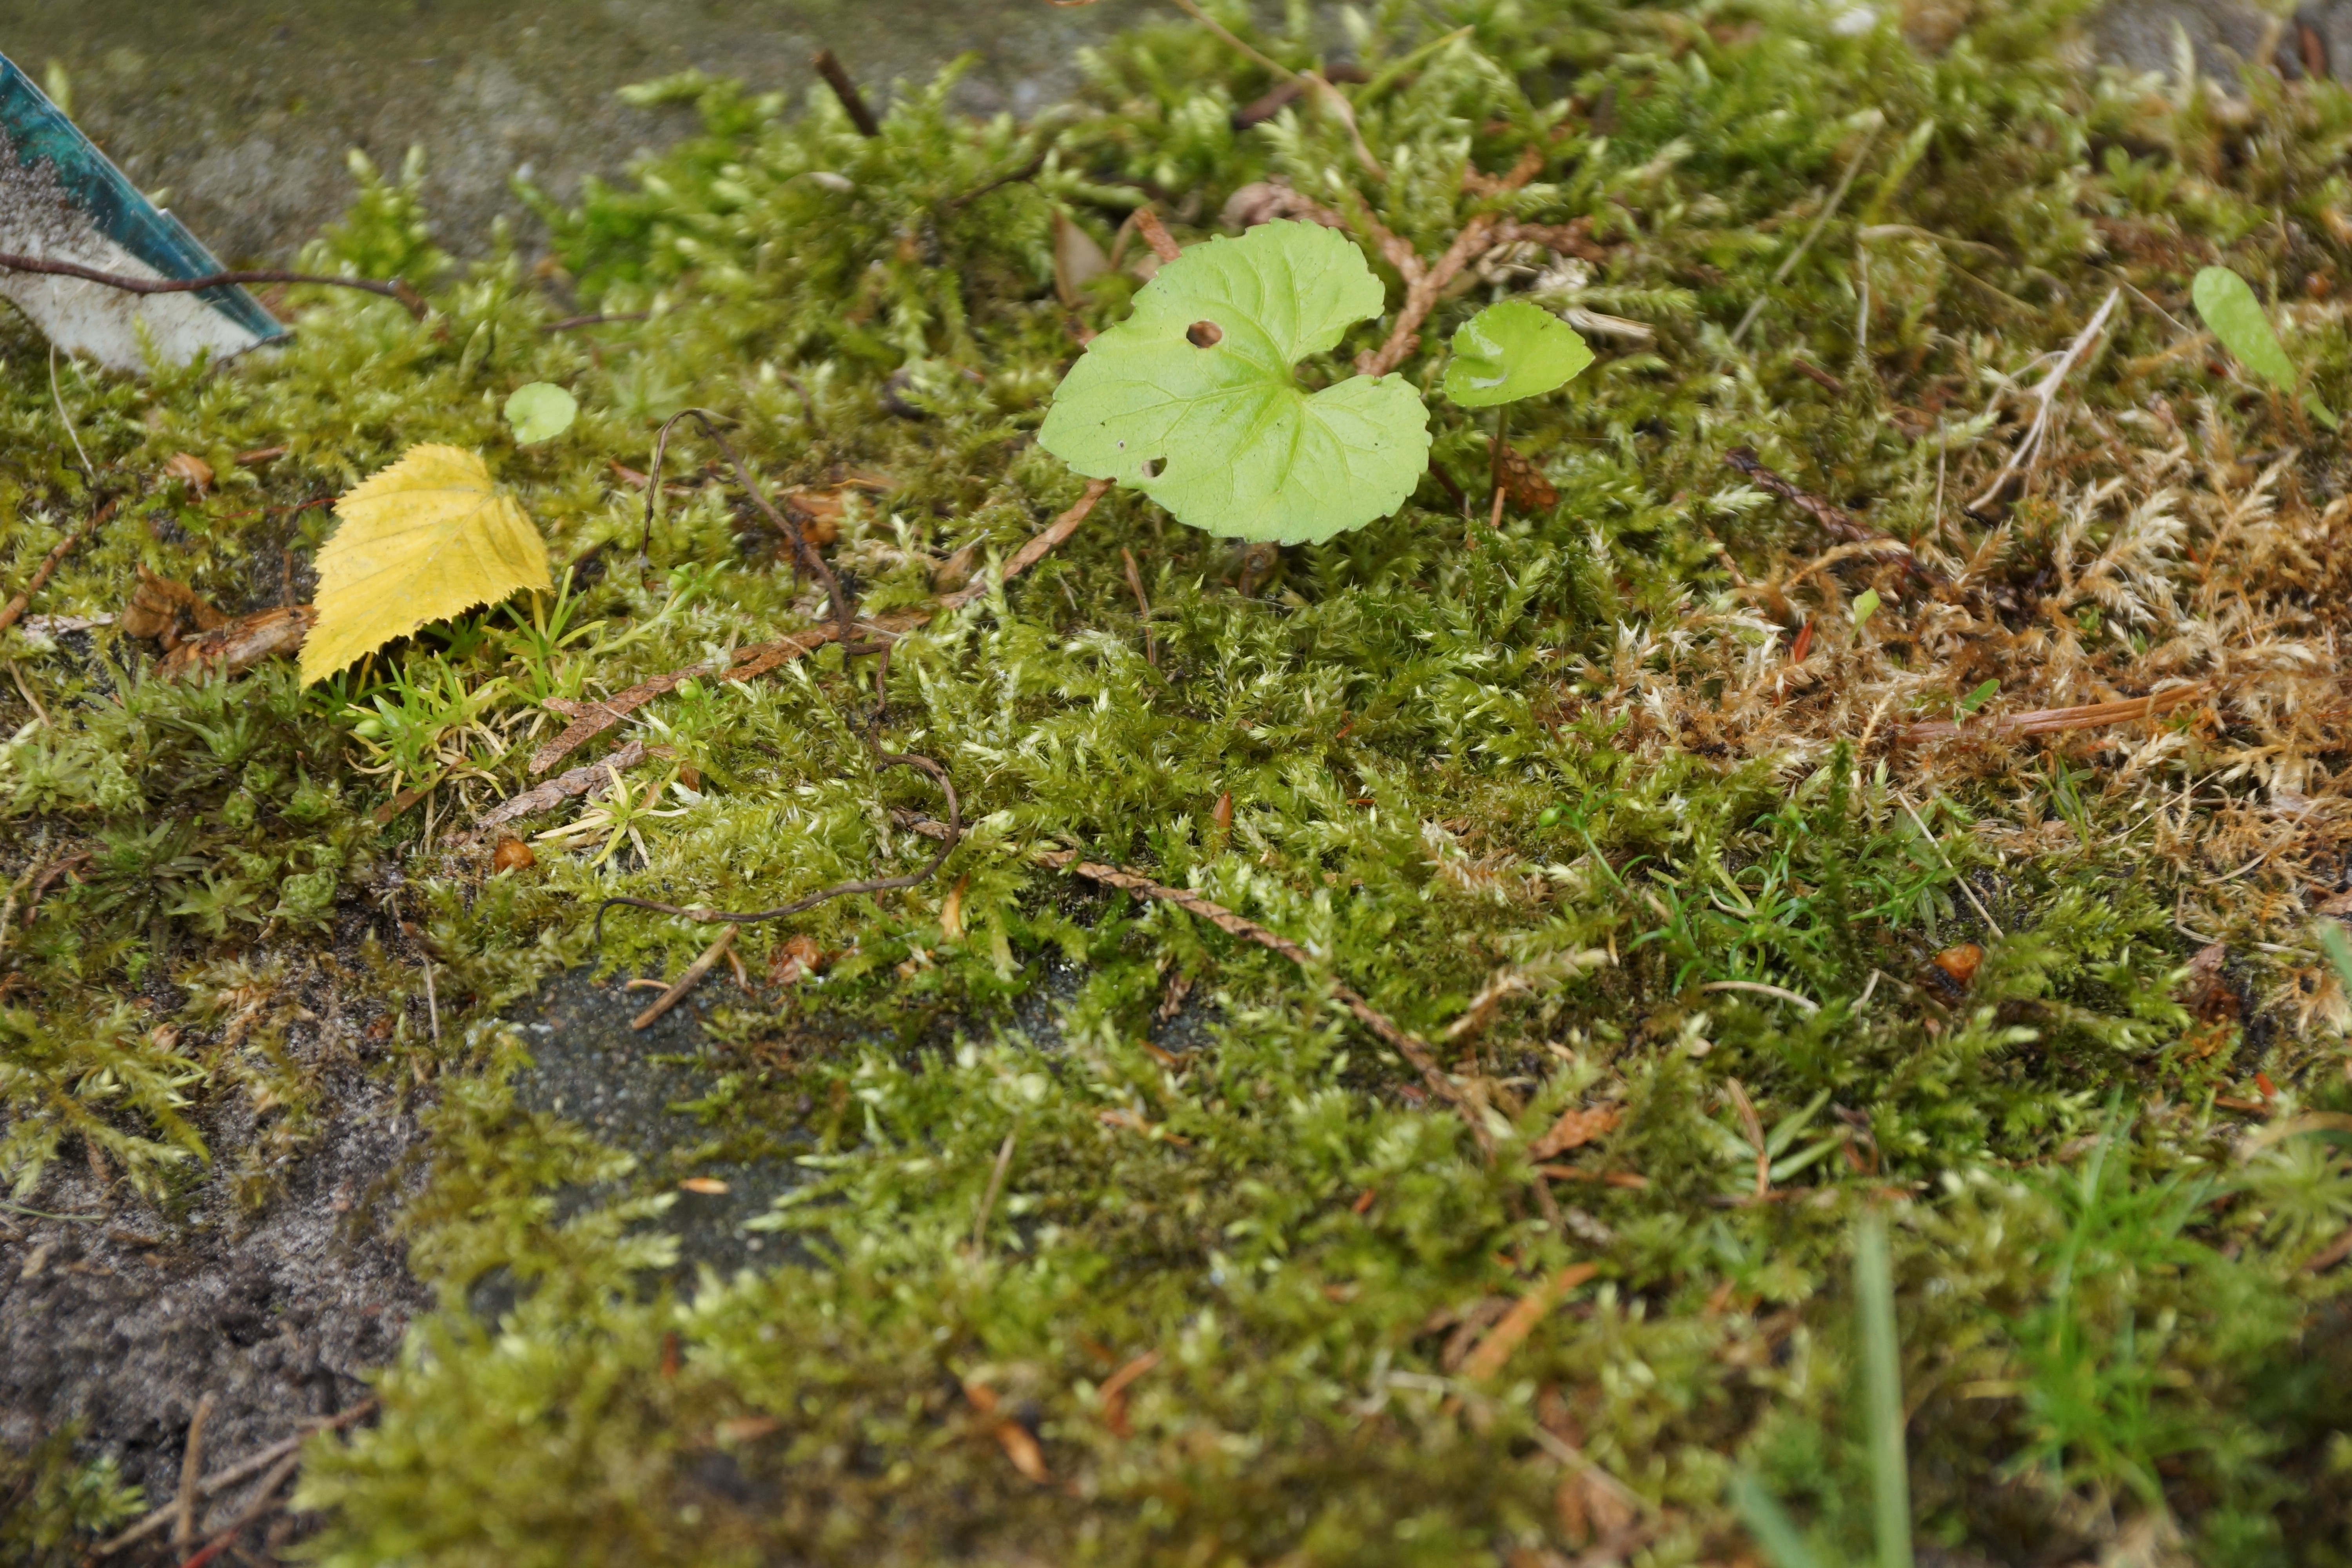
[631,926,739,1029]
[1722,447,1942,587]
[636,407,861,650]
[891,814,1492,1160]
[1121,546,1158,665]
[528,478,1105,777]
[0,501,110,639]
[1161,0,1385,179]
[173,1394,217,1551]
[1898,681,2209,744]
[0,252,425,317]
[811,49,882,136]
[96,1401,377,1558]
[1131,208,1183,265]
[1963,287,2123,518]
[969,1130,1018,1252]
[1353,149,1546,378]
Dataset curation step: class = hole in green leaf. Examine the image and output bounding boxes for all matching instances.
[1186,320,1223,348]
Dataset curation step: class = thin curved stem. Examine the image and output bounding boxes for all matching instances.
[636,407,860,651]
[592,752,961,947]
[0,252,426,318]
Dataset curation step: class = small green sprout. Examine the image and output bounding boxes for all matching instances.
[1039,221,1431,543]
[1441,298,1593,518]
[2192,266,2338,430]
[503,381,579,444]
[1958,678,1999,714]
[1851,589,1881,629]
[1441,299,1594,408]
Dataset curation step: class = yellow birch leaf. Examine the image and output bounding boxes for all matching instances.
[299,444,551,684]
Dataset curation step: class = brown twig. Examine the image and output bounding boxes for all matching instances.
[811,49,882,137]
[631,926,740,1030]
[637,408,856,650]
[1898,682,2210,744]
[1352,149,1547,379]
[1044,846,1485,1150]
[941,149,1051,210]
[173,1394,217,1550]
[468,740,667,838]
[891,814,1489,1158]
[938,479,1114,609]
[173,1449,303,1568]
[1722,447,1942,586]
[96,1400,377,1558]
[1131,208,1183,265]
[1461,1263,1598,1381]
[0,252,425,318]
[1121,547,1158,665]
[969,1130,1018,1252]
[1162,0,1384,178]
[1789,356,1848,397]
[595,755,961,943]
[0,501,111,640]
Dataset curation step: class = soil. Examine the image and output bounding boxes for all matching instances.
[0,1046,426,1560]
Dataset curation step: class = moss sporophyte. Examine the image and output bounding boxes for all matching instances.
[4,2,2352,1564]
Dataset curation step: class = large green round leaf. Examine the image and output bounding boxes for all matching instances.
[1441,299,1593,408]
[1038,220,1430,544]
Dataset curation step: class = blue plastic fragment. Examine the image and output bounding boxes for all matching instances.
[0,51,286,370]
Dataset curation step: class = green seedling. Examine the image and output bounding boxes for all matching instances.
[2192,266,2338,430]
[1851,589,1881,630]
[1442,298,1593,516]
[1039,220,1431,543]
[503,381,579,445]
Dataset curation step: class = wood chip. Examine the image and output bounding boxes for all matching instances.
[1528,1105,1619,1160]
[1461,1263,1597,1381]
[157,605,316,681]
[163,452,214,494]
[631,927,740,1030]
[1931,943,1984,987]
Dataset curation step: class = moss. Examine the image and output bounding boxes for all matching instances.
[7,0,2352,1560]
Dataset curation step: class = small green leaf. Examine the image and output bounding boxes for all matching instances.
[1852,588,1881,628]
[2192,267,2337,428]
[503,382,578,445]
[1959,678,1999,713]
[2318,920,2352,995]
[1441,299,1595,408]
[1038,221,1432,544]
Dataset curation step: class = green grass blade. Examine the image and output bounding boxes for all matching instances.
[2318,920,2352,995]
[1731,1473,1832,1568]
[1855,1211,1913,1568]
